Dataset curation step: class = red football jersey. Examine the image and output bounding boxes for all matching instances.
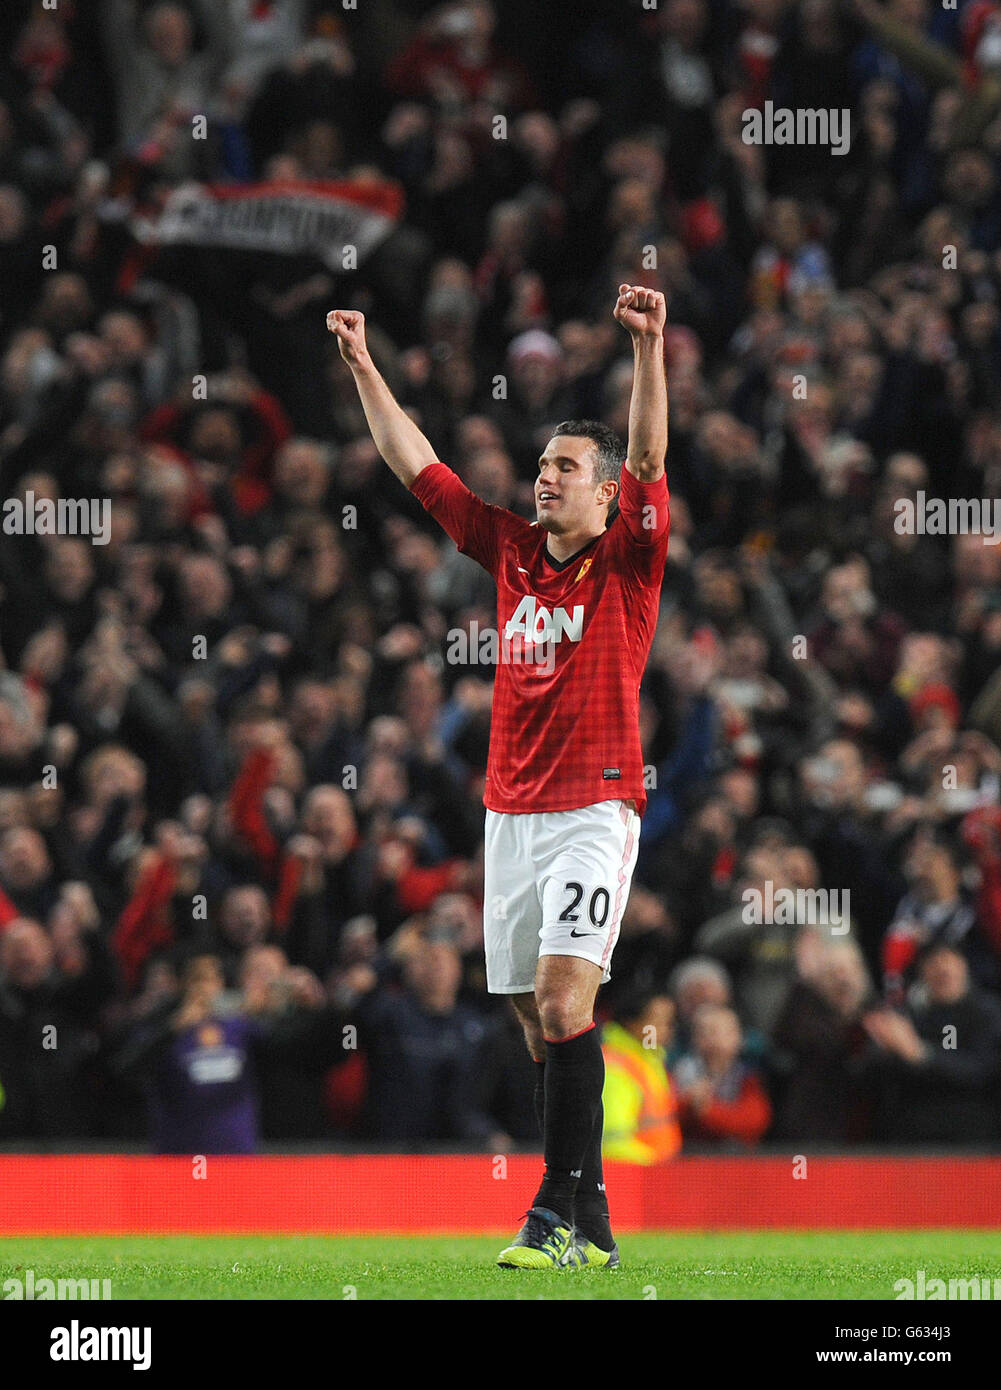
[410,462,670,815]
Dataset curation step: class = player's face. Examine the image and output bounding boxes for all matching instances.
[535,436,613,533]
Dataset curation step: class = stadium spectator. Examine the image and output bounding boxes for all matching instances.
[881,822,999,1004]
[770,931,876,1142]
[115,952,265,1153]
[236,942,348,1141]
[673,1003,772,1148]
[601,986,682,1164]
[694,839,848,1035]
[112,944,336,1151]
[667,956,734,1065]
[350,936,508,1148]
[0,912,117,1139]
[862,943,1001,1143]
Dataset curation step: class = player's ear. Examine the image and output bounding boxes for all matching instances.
[598,478,619,508]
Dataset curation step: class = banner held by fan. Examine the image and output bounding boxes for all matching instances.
[136,177,404,269]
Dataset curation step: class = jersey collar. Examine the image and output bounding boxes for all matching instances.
[542,533,601,573]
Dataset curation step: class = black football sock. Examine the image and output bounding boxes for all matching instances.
[574,1096,614,1251]
[532,1024,603,1226]
[533,1059,546,1139]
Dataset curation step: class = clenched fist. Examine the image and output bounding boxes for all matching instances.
[613,284,666,339]
[326,308,369,366]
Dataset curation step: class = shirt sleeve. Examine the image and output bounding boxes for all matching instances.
[610,465,671,582]
[409,461,528,576]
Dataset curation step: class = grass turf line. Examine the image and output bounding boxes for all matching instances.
[2,1231,1000,1300]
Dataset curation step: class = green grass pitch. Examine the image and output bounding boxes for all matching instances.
[3,1231,1000,1300]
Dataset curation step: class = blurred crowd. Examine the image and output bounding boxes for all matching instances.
[2,0,1001,1153]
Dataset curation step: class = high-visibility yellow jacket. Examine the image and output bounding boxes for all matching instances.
[601,1022,682,1165]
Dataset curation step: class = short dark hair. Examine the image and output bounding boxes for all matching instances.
[549,419,626,488]
[609,979,671,1027]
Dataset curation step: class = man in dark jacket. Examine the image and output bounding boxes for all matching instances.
[354,936,509,1149]
[0,914,116,1138]
[862,943,1001,1144]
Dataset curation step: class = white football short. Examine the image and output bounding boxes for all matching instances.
[482,798,641,994]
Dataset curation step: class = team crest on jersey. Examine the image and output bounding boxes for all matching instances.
[574,557,593,583]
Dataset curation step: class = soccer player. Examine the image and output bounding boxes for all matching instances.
[327,285,670,1268]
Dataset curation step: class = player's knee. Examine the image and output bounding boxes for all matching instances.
[537,991,587,1042]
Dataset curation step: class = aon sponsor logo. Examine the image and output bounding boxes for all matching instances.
[504,595,584,645]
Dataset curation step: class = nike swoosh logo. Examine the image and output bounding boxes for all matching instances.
[569,929,593,938]
[517,566,529,574]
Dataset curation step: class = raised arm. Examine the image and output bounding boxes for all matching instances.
[613,284,668,483]
[326,309,438,488]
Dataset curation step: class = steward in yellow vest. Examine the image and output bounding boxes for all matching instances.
[601,990,682,1164]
